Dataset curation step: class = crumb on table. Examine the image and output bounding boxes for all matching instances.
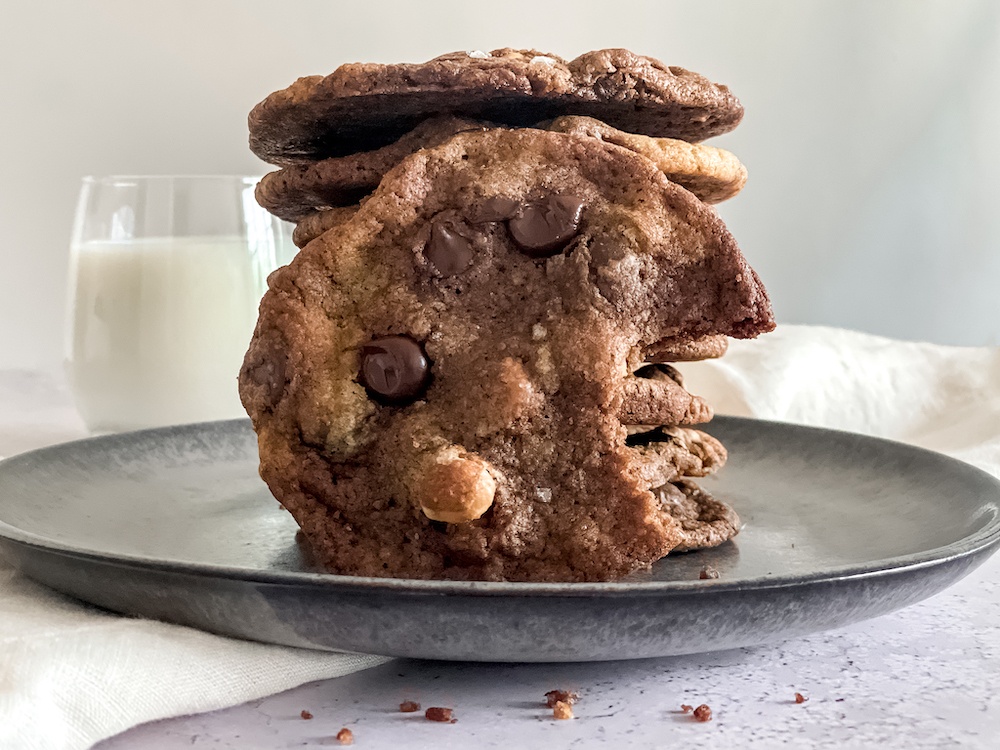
[699,566,720,580]
[795,692,808,704]
[399,700,421,713]
[335,727,354,745]
[680,704,693,713]
[424,706,455,723]
[552,700,574,720]
[300,710,313,720]
[693,704,712,722]
[545,689,579,707]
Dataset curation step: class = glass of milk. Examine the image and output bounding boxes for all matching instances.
[66,175,296,433]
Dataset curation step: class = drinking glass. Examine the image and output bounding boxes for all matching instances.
[66,175,296,432]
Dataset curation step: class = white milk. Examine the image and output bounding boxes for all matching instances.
[67,236,279,431]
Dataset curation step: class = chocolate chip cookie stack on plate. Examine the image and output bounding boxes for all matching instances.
[240,48,774,581]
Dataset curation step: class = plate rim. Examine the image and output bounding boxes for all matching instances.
[1,416,999,598]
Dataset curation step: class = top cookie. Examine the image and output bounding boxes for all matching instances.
[249,48,744,165]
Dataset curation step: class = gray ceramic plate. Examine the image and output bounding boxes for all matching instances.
[1,417,998,662]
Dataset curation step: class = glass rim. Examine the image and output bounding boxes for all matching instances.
[80,174,264,185]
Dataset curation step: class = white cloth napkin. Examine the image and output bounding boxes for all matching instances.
[682,325,1000,477]
[1,325,998,749]
[0,372,391,750]
[0,572,389,750]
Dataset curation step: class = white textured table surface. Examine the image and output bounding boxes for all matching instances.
[3,369,999,749]
[100,580,1000,750]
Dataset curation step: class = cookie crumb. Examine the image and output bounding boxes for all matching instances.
[699,566,720,580]
[335,728,354,745]
[795,693,808,704]
[300,710,313,720]
[693,704,712,722]
[399,700,421,713]
[680,704,693,713]
[545,689,579,707]
[552,700,574,720]
[425,707,454,723]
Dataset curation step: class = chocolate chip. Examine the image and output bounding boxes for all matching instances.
[425,221,474,276]
[508,194,585,256]
[243,356,286,410]
[241,333,288,411]
[359,336,431,404]
[474,195,520,222]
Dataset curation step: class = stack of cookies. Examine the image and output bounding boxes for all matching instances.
[239,49,774,581]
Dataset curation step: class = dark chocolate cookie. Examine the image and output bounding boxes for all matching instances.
[248,48,743,165]
[239,128,772,581]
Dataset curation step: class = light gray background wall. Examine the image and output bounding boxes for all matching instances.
[1,0,998,370]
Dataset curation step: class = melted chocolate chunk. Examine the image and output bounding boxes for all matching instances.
[425,221,474,276]
[359,335,431,403]
[509,194,585,256]
[474,195,520,222]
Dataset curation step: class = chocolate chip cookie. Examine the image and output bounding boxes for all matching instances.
[248,48,743,165]
[544,116,748,204]
[260,114,748,224]
[239,127,773,581]
[291,205,359,249]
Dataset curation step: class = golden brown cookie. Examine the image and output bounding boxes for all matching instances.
[644,334,729,362]
[545,116,747,204]
[239,128,772,581]
[292,205,359,248]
